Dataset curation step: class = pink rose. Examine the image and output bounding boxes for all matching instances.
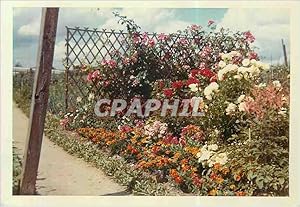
[208,20,215,26]
[108,60,117,68]
[158,33,168,41]
[244,31,255,43]
[148,38,155,47]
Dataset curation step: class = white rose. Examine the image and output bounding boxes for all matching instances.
[238,102,247,112]
[233,74,242,80]
[189,83,199,92]
[237,94,245,103]
[250,59,257,66]
[223,64,232,73]
[204,87,212,97]
[218,61,226,68]
[198,149,212,162]
[206,94,212,100]
[228,64,238,72]
[256,61,263,68]
[225,103,237,115]
[248,65,260,76]
[257,83,266,88]
[262,63,270,71]
[238,66,247,74]
[208,144,218,151]
[242,58,250,67]
[273,80,282,88]
[221,53,232,61]
[218,70,225,81]
[215,153,228,165]
[209,82,219,91]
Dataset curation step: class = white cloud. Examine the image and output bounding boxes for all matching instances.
[100,8,191,33]
[218,8,290,63]
[18,20,40,36]
[153,20,190,33]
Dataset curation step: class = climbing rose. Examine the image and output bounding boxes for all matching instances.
[199,68,215,78]
[208,20,215,26]
[243,31,255,43]
[171,80,184,90]
[158,33,169,41]
[163,88,173,98]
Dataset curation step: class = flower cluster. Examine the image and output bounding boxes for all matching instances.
[217,51,270,81]
[204,82,219,100]
[196,144,228,167]
[144,121,168,138]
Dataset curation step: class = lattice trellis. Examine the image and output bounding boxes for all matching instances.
[64,27,215,111]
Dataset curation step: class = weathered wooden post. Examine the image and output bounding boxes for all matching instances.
[19,8,59,195]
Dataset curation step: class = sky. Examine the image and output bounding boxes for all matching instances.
[13,8,290,69]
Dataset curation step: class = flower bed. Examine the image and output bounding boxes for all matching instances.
[13,14,289,196]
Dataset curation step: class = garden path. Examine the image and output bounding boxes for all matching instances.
[13,102,128,195]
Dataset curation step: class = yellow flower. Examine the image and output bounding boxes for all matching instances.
[208,189,217,196]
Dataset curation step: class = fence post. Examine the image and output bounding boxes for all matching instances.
[282,39,288,67]
[19,8,59,195]
[65,27,69,111]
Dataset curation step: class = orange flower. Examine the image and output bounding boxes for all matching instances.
[235,191,246,196]
[141,137,149,144]
[216,176,224,184]
[210,172,218,180]
[234,174,242,181]
[157,141,163,146]
[208,189,217,196]
[180,159,188,165]
[213,163,221,171]
[174,176,182,184]
[184,146,200,156]
[172,152,181,161]
[182,164,190,172]
[170,169,178,177]
[130,137,137,144]
[221,167,230,175]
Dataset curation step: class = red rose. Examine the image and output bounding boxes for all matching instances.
[186,77,200,86]
[163,88,173,98]
[190,69,200,77]
[199,68,215,78]
[171,80,184,90]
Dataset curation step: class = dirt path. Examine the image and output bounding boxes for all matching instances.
[13,103,128,195]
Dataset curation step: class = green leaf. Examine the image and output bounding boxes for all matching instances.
[278,178,285,185]
[255,177,264,189]
[247,170,253,180]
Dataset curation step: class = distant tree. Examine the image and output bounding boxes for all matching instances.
[14,62,23,67]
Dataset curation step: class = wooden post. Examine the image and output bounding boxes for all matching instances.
[19,8,59,195]
[282,39,288,67]
[65,28,69,111]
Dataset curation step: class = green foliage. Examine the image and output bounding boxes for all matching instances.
[13,145,22,195]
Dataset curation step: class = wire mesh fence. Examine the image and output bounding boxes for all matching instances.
[13,69,65,115]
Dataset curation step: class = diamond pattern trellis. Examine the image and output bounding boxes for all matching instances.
[64,27,204,111]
